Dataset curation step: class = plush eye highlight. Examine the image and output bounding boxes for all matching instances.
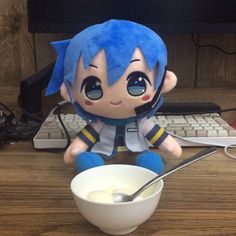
[127,71,150,96]
[81,76,103,100]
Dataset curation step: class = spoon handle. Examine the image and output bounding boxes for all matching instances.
[132,146,218,199]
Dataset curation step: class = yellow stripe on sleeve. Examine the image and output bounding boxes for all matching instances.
[149,127,164,145]
[81,128,96,143]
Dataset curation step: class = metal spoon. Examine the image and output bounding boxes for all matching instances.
[113,146,218,203]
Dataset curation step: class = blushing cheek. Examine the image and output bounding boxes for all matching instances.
[85,100,93,106]
[142,95,150,101]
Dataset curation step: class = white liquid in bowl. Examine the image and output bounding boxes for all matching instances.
[86,186,144,203]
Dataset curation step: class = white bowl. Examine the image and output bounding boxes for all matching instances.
[71,164,163,235]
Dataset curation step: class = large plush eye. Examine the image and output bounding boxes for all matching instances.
[81,76,103,100]
[127,71,150,96]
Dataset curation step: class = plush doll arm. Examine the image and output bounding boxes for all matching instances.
[141,118,182,157]
[157,134,182,157]
[64,120,104,164]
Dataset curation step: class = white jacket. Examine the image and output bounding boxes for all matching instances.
[91,119,150,156]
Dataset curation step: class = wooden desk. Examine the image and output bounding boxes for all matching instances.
[0,88,236,235]
[0,142,236,235]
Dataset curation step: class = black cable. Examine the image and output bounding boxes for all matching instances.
[33,102,72,152]
[0,102,16,118]
[191,33,236,55]
[193,34,199,88]
[221,107,236,113]
[54,103,71,150]
[156,106,236,116]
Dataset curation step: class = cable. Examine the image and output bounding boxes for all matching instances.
[33,101,71,152]
[169,131,236,161]
[224,144,236,160]
[157,106,236,116]
[0,102,16,118]
[193,34,199,88]
[54,103,71,151]
[221,107,236,113]
[169,131,224,147]
[191,33,236,55]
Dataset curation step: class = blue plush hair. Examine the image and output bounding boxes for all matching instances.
[46,19,167,124]
[46,19,167,95]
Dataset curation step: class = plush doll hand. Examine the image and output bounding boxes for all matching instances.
[63,119,104,171]
[158,135,182,157]
[64,137,89,164]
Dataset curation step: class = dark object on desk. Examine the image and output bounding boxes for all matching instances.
[158,102,222,115]
[0,103,40,143]
[0,121,40,143]
[0,103,15,133]
[4,122,40,141]
[0,104,16,144]
[19,62,55,122]
[28,0,236,33]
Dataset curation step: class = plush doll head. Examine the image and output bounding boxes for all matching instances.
[46,19,177,125]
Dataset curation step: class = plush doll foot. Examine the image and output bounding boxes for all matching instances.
[75,152,104,173]
[135,151,164,174]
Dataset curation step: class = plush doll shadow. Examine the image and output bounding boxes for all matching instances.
[46,19,182,174]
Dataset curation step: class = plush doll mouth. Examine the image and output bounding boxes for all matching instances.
[110,100,122,106]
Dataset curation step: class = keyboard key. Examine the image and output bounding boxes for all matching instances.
[196,130,207,137]
[175,130,186,137]
[50,132,63,139]
[225,127,236,136]
[188,120,196,124]
[36,132,50,139]
[215,117,230,126]
[217,130,228,137]
[172,119,186,124]
[200,123,209,127]
[207,130,218,137]
[169,123,190,128]
[194,127,203,130]
[184,127,193,130]
[203,126,214,131]
[186,130,196,137]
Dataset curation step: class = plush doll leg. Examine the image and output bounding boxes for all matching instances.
[75,152,104,173]
[135,151,164,175]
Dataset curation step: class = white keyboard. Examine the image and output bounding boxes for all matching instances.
[33,113,236,149]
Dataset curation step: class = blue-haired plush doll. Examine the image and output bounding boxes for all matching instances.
[46,19,182,174]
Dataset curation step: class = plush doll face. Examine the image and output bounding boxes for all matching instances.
[70,48,158,119]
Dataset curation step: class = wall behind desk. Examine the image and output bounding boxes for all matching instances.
[34,33,236,89]
[0,0,235,114]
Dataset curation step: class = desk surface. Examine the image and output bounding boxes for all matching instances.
[0,88,236,236]
[1,144,236,235]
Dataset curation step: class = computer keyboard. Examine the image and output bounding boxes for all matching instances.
[150,113,236,147]
[33,112,236,149]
